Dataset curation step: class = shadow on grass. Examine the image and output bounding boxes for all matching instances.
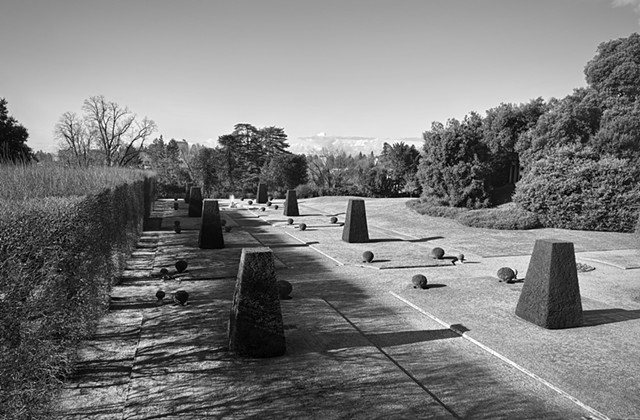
[368,236,444,243]
[582,308,640,327]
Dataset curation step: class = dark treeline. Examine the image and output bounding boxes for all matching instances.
[142,124,421,199]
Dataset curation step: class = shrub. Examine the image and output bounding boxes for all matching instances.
[430,247,445,259]
[514,148,640,232]
[497,267,518,283]
[416,114,492,208]
[0,163,151,419]
[295,182,320,199]
[276,280,293,299]
[411,274,428,289]
[456,205,542,230]
[362,251,374,263]
[405,199,470,219]
[0,175,149,419]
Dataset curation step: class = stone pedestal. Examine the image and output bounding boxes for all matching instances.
[198,199,224,249]
[228,248,286,358]
[515,239,583,329]
[188,186,203,217]
[257,183,268,204]
[342,199,369,243]
[283,189,299,217]
[184,182,193,204]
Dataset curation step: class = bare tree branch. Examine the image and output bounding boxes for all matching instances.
[54,111,94,167]
[81,95,157,166]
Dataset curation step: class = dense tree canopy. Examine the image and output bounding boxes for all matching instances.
[261,153,308,193]
[417,113,491,208]
[0,98,34,163]
[143,136,191,196]
[585,32,640,100]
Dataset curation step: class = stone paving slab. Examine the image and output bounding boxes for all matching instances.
[326,294,588,419]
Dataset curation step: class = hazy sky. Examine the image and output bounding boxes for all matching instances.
[1,0,639,153]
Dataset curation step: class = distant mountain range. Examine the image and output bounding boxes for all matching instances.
[288,133,423,156]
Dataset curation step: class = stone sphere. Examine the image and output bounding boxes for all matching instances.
[247,200,253,205]
[431,247,445,259]
[160,268,169,275]
[276,280,293,299]
[173,202,179,210]
[412,274,428,289]
[457,253,465,263]
[330,216,338,224]
[174,227,182,234]
[274,205,279,210]
[240,197,245,201]
[175,260,188,274]
[260,207,266,212]
[362,251,374,263]
[287,218,294,225]
[266,201,272,207]
[156,290,166,300]
[299,223,307,231]
[497,267,517,283]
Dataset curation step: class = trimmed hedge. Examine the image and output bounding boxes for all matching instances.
[457,206,542,230]
[405,199,470,219]
[0,177,151,419]
[406,199,541,230]
[514,149,640,232]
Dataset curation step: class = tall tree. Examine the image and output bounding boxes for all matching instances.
[191,146,224,197]
[260,153,308,193]
[259,126,290,158]
[483,98,548,186]
[0,98,33,163]
[81,95,157,166]
[585,32,640,100]
[417,112,491,208]
[516,88,602,166]
[55,111,94,166]
[378,142,421,195]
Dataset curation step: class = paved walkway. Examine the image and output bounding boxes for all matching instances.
[52,197,640,419]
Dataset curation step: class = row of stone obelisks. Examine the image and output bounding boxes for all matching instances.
[181,182,286,358]
[182,181,587,361]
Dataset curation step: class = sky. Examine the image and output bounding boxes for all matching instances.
[1,0,639,154]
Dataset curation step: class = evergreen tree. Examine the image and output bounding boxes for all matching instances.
[0,98,34,163]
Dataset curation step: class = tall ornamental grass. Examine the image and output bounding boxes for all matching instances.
[0,162,148,200]
[0,162,154,419]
